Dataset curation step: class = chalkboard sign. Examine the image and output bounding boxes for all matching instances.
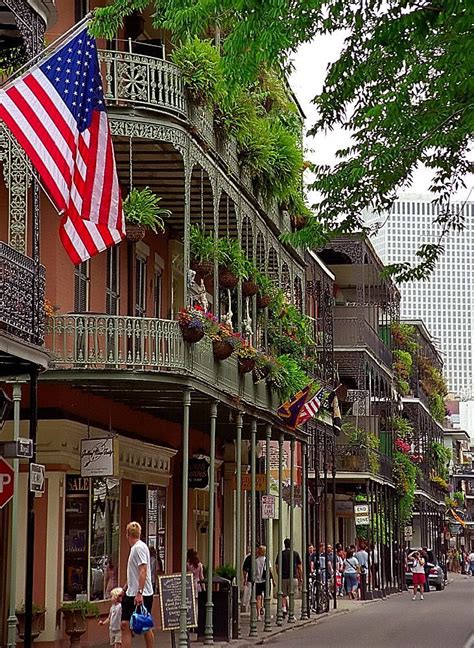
[158,573,196,630]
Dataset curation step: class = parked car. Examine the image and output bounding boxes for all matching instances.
[405,549,445,591]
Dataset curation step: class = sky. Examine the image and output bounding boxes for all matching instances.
[290,36,473,202]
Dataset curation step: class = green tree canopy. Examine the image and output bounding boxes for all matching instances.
[92,0,474,280]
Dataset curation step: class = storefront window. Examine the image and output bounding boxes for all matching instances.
[131,484,166,592]
[63,475,120,601]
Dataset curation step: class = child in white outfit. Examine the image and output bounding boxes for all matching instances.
[99,587,123,647]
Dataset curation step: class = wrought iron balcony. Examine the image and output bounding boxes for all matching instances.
[98,48,284,226]
[0,242,45,346]
[45,314,280,410]
[334,316,392,368]
[334,443,393,481]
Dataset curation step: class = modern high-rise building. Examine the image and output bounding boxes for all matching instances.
[364,193,474,396]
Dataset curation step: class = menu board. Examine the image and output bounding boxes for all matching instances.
[158,573,196,630]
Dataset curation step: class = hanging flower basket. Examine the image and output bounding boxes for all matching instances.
[256,294,271,310]
[180,326,205,343]
[219,267,239,289]
[242,279,258,297]
[238,358,255,374]
[212,339,234,361]
[291,214,307,231]
[126,224,146,242]
[191,259,214,278]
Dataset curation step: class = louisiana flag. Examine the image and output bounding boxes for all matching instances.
[277,385,310,429]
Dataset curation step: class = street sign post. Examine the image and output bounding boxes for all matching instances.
[261,495,276,519]
[0,457,14,508]
[30,463,45,494]
[0,438,33,459]
[354,503,370,526]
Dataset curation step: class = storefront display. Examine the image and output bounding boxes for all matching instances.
[63,475,120,601]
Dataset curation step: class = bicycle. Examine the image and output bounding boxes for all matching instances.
[308,572,330,613]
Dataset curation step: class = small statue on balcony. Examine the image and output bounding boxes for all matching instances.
[221,289,233,328]
[195,279,209,311]
[243,300,253,337]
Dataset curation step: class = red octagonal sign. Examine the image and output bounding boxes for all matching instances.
[0,457,14,508]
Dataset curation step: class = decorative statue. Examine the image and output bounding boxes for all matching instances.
[243,299,253,337]
[221,289,233,328]
[195,279,209,311]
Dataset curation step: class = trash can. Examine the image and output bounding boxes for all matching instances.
[197,575,232,641]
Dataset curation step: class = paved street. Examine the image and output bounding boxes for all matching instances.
[268,576,474,648]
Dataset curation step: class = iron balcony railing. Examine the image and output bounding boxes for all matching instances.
[334,317,392,368]
[45,314,280,411]
[334,444,393,481]
[0,242,45,346]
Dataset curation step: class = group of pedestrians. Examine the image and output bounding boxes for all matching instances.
[308,540,372,600]
[447,547,474,575]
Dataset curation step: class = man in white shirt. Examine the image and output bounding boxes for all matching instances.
[121,522,154,648]
[468,550,474,576]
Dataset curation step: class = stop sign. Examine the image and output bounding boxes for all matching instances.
[0,457,14,508]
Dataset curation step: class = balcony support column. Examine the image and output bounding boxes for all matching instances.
[264,424,272,631]
[323,430,329,610]
[300,439,309,620]
[331,437,337,609]
[288,437,296,623]
[204,401,218,645]
[234,413,243,638]
[183,156,192,309]
[179,388,192,648]
[276,432,284,626]
[249,419,258,637]
[367,479,374,597]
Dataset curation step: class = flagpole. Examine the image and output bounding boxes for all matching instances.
[0,12,93,91]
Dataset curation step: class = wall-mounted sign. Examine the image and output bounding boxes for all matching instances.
[354,503,370,526]
[231,473,267,491]
[80,438,118,478]
[188,457,210,489]
[261,495,276,519]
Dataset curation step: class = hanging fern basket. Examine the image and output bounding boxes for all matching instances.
[256,294,271,310]
[126,224,146,242]
[191,259,214,278]
[242,279,259,297]
[219,267,239,289]
[212,340,234,361]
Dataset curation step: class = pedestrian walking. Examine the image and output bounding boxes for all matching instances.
[343,549,360,600]
[421,547,431,593]
[255,545,274,619]
[275,538,302,617]
[121,522,154,648]
[186,549,205,595]
[408,550,426,600]
[468,550,474,576]
[99,587,123,648]
[354,541,369,600]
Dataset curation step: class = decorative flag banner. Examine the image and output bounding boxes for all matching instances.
[277,385,310,430]
[327,390,342,436]
[0,25,125,264]
[297,386,325,427]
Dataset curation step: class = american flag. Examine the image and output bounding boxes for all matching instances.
[0,25,125,264]
[297,387,325,426]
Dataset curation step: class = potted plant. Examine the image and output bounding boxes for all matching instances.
[60,600,99,647]
[206,321,243,361]
[241,260,259,297]
[178,305,206,343]
[252,353,275,382]
[255,273,274,309]
[123,187,170,242]
[190,225,218,278]
[236,343,258,374]
[170,37,223,106]
[16,603,46,640]
[217,238,249,289]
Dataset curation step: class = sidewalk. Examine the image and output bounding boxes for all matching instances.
[124,595,393,648]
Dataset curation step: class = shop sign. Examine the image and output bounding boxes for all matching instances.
[188,457,209,489]
[66,475,90,494]
[80,437,118,478]
[261,495,276,519]
[231,473,267,491]
[158,573,196,630]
